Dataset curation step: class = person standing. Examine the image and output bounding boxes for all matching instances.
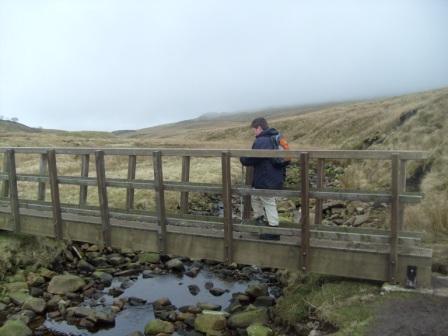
[240,117,286,227]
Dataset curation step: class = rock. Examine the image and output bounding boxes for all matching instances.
[38,267,56,279]
[236,294,251,304]
[188,285,200,296]
[153,297,172,310]
[9,291,32,306]
[165,258,185,272]
[0,302,6,311]
[185,267,200,278]
[128,297,147,306]
[93,271,113,285]
[245,283,268,299]
[198,302,221,311]
[142,270,154,278]
[4,282,28,293]
[67,306,96,319]
[228,307,269,329]
[108,287,124,297]
[209,288,226,296]
[139,252,160,264]
[308,330,322,336]
[87,244,100,252]
[194,311,228,336]
[144,319,175,335]
[26,273,45,287]
[79,318,96,329]
[23,297,46,314]
[47,274,86,295]
[253,296,275,307]
[78,259,96,273]
[29,287,44,297]
[247,324,273,336]
[95,310,116,325]
[353,213,370,227]
[204,282,214,290]
[0,319,32,336]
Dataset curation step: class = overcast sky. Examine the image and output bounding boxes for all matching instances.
[0,0,447,131]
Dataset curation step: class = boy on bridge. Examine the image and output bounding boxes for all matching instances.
[240,117,288,227]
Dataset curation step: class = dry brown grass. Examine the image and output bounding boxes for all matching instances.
[1,87,448,240]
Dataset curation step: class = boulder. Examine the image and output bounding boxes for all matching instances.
[245,283,268,299]
[228,307,268,329]
[165,258,185,272]
[197,302,221,311]
[9,291,32,306]
[78,259,96,273]
[23,297,46,314]
[144,319,175,335]
[0,319,32,336]
[139,252,160,264]
[194,311,228,336]
[47,274,86,294]
[247,324,273,336]
[4,282,28,293]
[209,288,226,296]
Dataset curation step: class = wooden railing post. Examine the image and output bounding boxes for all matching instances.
[1,153,9,197]
[6,150,20,233]
[399,159,406,231]
[126,155,137,210]
[314,158,325,225]
[300,152,310,272]
[242,166,253,220]
[37,153,48,201]
[153,151,167,254]
[47,150,63,240]
[180,156,190,214]
[95,151,111,247]
[390,153,400,283]
[79,154,90,206]
[221,151,233,264]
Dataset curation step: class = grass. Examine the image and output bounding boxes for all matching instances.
[1,87,448,241]
[274,274,381,335]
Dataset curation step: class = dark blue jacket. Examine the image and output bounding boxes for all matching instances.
[240,128,284,189]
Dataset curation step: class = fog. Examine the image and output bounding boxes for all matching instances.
[0,0,447,131]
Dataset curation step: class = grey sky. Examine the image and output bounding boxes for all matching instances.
[0,0,447,131]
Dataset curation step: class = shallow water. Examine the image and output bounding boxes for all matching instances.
[44,267,250,336]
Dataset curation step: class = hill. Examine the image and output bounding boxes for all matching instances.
[0,119,41,133]
[1,87,448,240]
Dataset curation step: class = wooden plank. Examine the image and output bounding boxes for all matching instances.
[242,166,253,220]
[1,153,9,197]
[399,160,406,231]
[95,150,111,247]
[0,147,428,161]
[37,153,48,201]
[6,150,20,233]
[300,152,311,272]
[126,155,137,210]
[153,151,167,254]
[390,153,400,283]
[79,154,90,206]
[47,150,63,239]
[180,156,190,214]
[221,151,233,264]
[314,158,324,224]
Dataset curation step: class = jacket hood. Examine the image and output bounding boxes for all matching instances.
[257,127,279,138]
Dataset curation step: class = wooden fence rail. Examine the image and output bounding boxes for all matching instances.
[0,147,431,287]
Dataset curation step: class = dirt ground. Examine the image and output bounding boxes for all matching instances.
[366,294,448,336]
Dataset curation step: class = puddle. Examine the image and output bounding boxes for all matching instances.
[43,266,251,336]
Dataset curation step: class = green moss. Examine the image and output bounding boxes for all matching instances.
[274,275,380,335]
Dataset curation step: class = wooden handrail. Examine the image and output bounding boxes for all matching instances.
[0,147,428,160]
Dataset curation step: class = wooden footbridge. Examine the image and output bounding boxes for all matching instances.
[0,147,432,287]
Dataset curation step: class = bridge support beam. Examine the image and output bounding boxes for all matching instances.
[47,150,63,240]
[300,152,311,272]
[222,151,233,264]
[153,151,167,255]
[95,150,111,247]
[6,149,20,233]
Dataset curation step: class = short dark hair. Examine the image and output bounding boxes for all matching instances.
[251,117,268,130]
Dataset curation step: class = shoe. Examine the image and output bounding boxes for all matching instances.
[255,216,267,226]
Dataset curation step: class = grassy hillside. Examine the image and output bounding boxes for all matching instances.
[1,87,448,240]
